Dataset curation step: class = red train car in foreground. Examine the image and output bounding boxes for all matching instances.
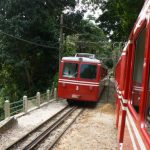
[58,53,107,103]
[115,0,150,149]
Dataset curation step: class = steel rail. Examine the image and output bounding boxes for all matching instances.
[23,106,78,150]
[6,105,69,150]
[48,109,84,150]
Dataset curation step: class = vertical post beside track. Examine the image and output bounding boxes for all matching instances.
[47,89,50,101]
[36,92,41,108]
[4,100,10,118]
[54,88,57,100]
[23,96,28,113]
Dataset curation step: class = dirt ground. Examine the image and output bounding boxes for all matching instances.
[53,79,118,150]
[0,79,118,150]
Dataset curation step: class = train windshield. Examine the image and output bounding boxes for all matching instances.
[63,62,78,78]
[80,64,97,79]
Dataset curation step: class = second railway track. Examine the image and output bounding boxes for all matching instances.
[6,105,84,150]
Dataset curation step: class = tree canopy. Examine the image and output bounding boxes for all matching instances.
[0,0,144,109]
[0,0,110,105]
[0,0,78,102]
[97,0,144,41]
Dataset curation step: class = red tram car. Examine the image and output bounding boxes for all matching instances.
[115,0,150,149]
[58,53,107,103]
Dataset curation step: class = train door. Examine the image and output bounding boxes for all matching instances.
[130,26,146,116]
[140,18,150,147]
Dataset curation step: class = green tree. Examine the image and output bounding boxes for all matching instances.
[97,0,144,41]
[0,0,77,103]
[64,21,113,68]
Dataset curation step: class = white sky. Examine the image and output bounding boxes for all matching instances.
[75,0,102,20]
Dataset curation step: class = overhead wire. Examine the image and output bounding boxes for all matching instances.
[0,24,123,51]
[0,30,59,49]
[62,25,122,62]
[62,25,103,40]
[62,25,124,46]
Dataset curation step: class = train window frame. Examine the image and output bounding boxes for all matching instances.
[79,63,98,80]
[130,25,146,117]
[139,23,150,145]
[62,62,79,78]
[140,26,150,140]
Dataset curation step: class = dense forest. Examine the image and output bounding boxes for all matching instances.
[0,0,144,109]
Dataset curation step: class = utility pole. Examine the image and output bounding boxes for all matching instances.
[59,14,64,69]
[63,33,66,53]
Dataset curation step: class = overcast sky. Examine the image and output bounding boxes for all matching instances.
[75,1,102,20]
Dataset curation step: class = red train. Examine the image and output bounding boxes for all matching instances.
[115,0,150,149]
[58,53,107,103]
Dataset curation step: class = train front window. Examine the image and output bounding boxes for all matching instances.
[80,64,97,79]
[63,63,78,78]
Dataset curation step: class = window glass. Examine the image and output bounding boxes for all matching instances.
[133,28,146,84]
[63,63,78,78]
[132,27,146,113]
[80,64,97,79]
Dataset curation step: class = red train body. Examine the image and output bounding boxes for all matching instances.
[58,53,107,103]
[115,0,150,149]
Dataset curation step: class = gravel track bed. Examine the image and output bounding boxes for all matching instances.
[9,106,74,150]
[0,101,68,150]
[53,103,118,150]
[37,108,83,150]
[53,80,118,150]
[0,79,117,150]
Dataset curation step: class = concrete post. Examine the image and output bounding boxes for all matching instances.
[23,96,28,113]
[4,100,10,119]
[54,88,57,100]
[47,89,50,101]
[36,92,41,107]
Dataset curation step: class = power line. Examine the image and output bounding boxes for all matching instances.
[62,25,125,48]
[62,25,102,40]
[0,24,123,50]
[62,25,78,33]
[0,30,58,49]
[74,41,110,44]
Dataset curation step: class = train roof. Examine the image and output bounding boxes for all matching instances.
[75,53,95,59]
[62,56,101,63]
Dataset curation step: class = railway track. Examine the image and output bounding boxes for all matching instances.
[6,105,84,150]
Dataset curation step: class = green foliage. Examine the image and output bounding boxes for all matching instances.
[97,0,144,41]
[0,0,117,108]
[64,21,113,68]
[63,35,78,57]
[52,72,59,88]
[0,0,78,106]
